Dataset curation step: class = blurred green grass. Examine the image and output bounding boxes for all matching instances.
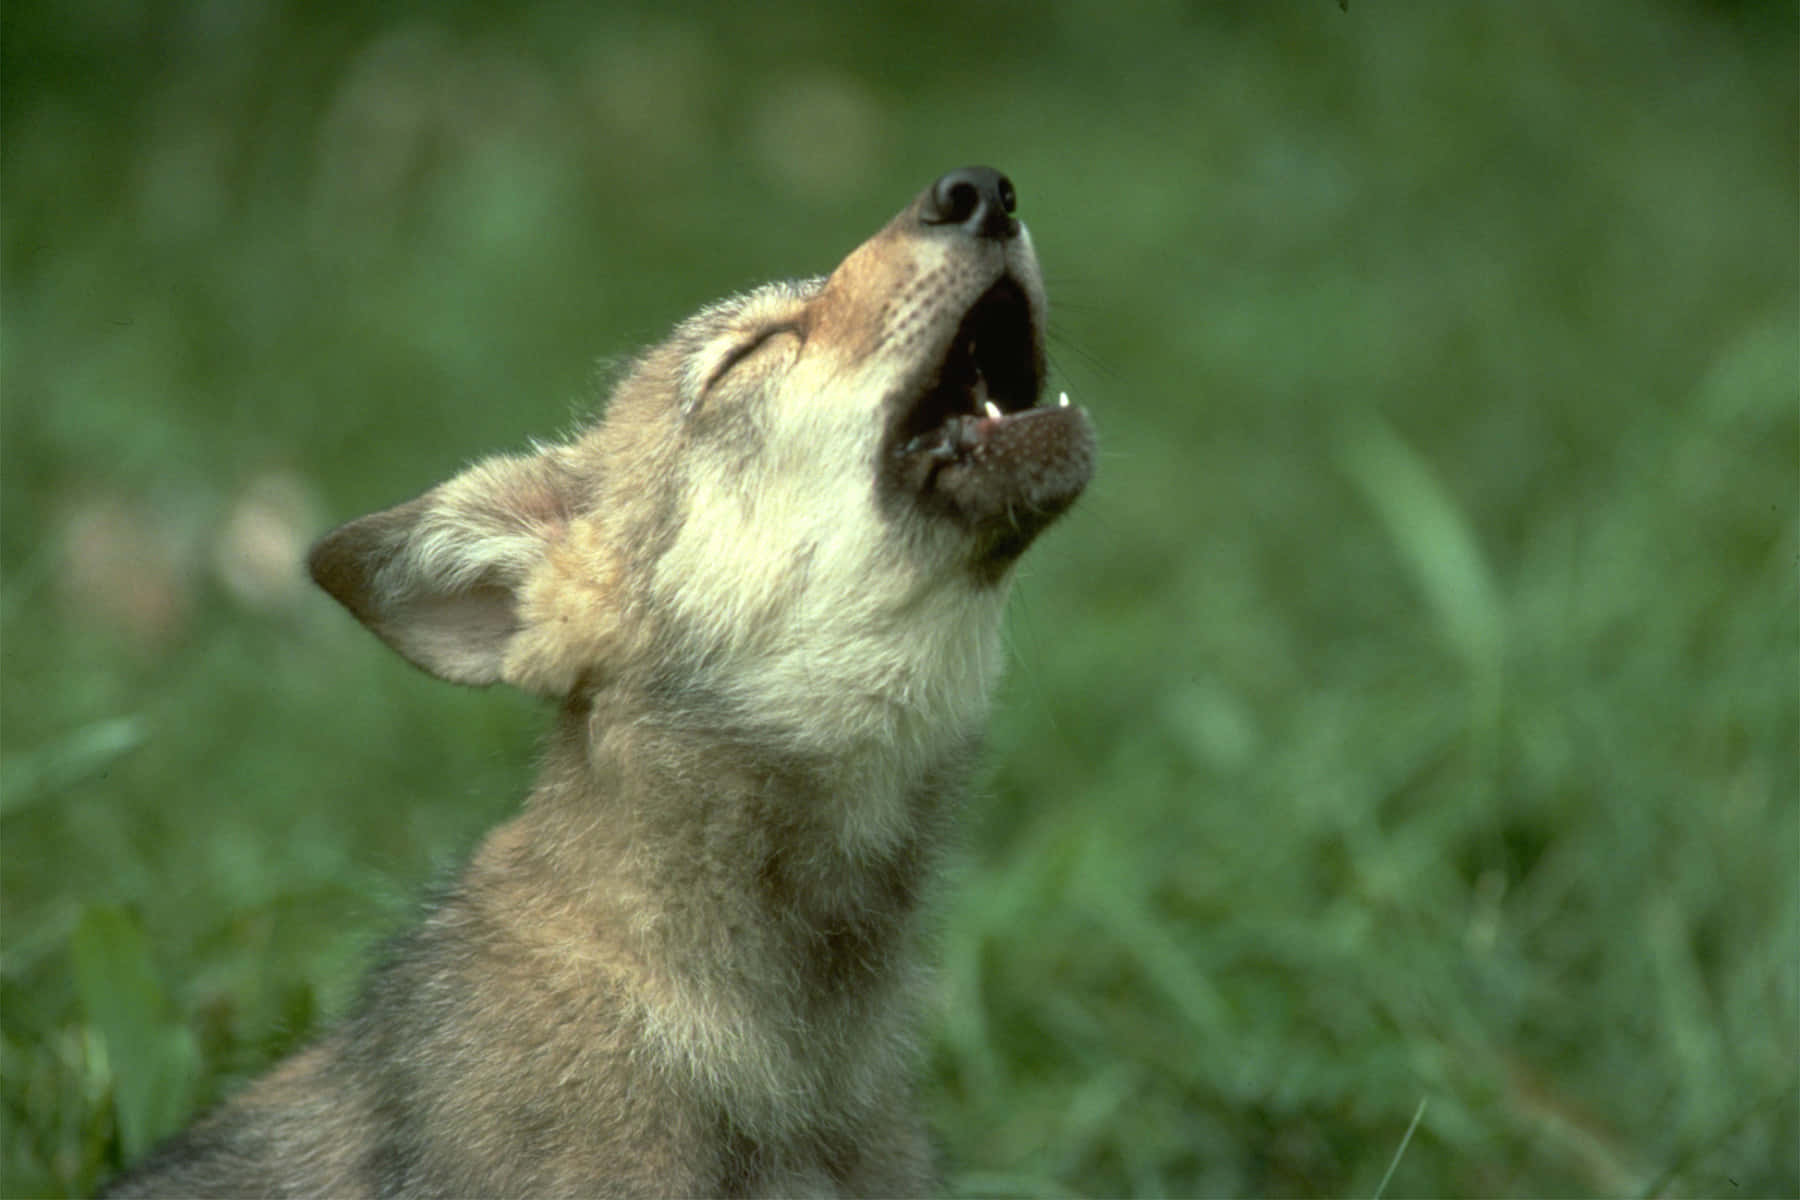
[3,1,1795,1195]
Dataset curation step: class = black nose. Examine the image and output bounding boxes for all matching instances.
[919,166,1019,239]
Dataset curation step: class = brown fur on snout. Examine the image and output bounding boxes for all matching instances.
[104,173,1091,1199]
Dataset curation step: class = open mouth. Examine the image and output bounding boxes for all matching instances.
[882,277,1095,567]
[893,277,1046,461]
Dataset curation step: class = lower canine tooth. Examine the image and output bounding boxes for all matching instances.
[1058,391,1070,408]
[983,400,1002,420]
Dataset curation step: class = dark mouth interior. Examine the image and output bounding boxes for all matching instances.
[895,278,1042,453]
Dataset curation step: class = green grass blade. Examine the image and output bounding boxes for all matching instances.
[69,906,198,1160]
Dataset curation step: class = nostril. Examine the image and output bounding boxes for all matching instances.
[921,166,1019,240]
[940,180,980,224]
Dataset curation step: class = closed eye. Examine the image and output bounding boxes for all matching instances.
[703,322,802,395]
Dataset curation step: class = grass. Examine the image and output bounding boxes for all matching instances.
[4,0,1796,1195]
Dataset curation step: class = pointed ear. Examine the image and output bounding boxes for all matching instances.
[308,450,578,687]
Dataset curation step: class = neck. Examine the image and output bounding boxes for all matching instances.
[472,691,976,1129]
[512,686,979,979]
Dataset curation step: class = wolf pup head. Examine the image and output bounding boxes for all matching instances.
[308,167,1094,772]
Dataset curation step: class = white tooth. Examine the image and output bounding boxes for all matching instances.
[1058,391,1071,408]
[983,400,1003,421]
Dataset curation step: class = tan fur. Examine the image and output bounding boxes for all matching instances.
[105,169,1093,1198]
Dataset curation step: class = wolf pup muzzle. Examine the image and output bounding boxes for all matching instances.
[872,167,1096,569]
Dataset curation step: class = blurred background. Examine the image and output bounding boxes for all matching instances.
[3,1,1795,1194]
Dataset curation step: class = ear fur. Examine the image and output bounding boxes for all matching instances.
[308,449,582,688]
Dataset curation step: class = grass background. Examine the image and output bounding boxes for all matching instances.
[3,1,1796,1195]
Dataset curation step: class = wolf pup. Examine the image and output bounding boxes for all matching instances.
[104,167,1094,1198]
